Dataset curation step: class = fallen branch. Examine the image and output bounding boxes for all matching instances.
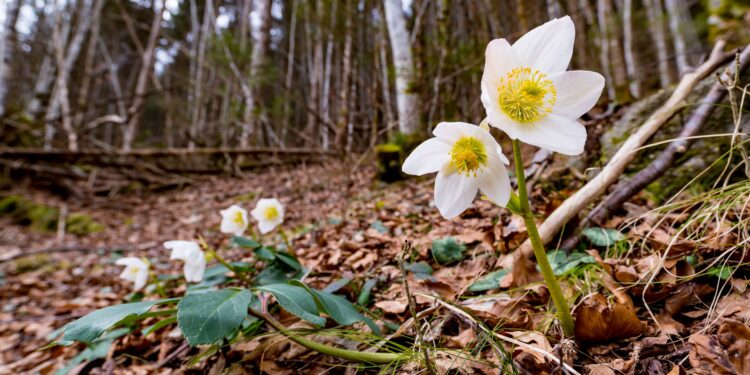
[561,44,750,251]
[516,40,732,258]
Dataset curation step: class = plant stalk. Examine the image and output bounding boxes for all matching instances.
[248,308,405,364]
[512,139,575,336]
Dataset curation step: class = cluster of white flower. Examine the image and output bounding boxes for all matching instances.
[403,16,604,219]
[116,198,285,291]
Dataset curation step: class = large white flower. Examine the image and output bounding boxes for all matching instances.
[402,122,512,219]
[481,16,604,155]
[165,240,206,283]
[115,257,149,291]
[251,198,284,234]
[220,204,249,236]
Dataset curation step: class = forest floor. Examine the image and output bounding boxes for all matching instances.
[0,155,749,374]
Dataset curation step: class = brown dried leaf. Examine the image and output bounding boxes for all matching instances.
[688,333,736,375]
[574,293,643,342]
[717,320,750,374]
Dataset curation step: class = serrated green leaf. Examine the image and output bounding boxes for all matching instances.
[232,236,262,249]
[468,269,508,292]
[431,237,466,265]
[255,284,326,326]
[177,288,252,346]
[63,299,173,343]
[582,227,625,247]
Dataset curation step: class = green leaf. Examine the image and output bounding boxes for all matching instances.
[708,266,733,280]
[431,237,466,265]
[177,288,252,346]
[404,262,433,280]
[255,284,326,326]
[546,251,596,276]
[323,277,351,293]
[63,300,172,343]
[290,281,382,336]
[276,252,303,271]
[358,278,378,306]
[582,227,625,247]
[55,328,129,375]
[142,316,177,336]
[232,236,262,249]
[468,269,508,292]
[254,247,276,261]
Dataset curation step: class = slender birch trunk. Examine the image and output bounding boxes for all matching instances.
[644,0,673,87]
[336,0,353,150]
[0,0,20,117]
[241,0,272,147]
[383,0,420,135]
[122,1,164,151]
[622,0,640,98]
[665,0,701,76]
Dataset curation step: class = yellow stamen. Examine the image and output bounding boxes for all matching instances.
[450,136,488,176]
[497,67,556,123]
[234,211,245,225]
[264,206,279,221]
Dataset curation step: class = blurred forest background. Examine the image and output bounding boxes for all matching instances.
[1,0,749,153]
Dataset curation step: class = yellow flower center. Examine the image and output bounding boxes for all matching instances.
[233,211,245,225]
[264,206,279,221]
[498,67,557,123]
[450,136,488,176]
[129,266,141,276]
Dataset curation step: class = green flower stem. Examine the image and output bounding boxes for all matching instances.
[248,308,405,364]
[199,237,252,286]
[279,228,295,258]
[511,139,575,336]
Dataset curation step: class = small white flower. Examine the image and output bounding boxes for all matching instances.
[251,198,284,234]
[402,122,512,219]
[165,240,206,283]
[220,204,249,236]
[481,16,604,155]
[115,257,149,291]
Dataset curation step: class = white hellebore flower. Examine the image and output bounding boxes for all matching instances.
[165,240,206,283]
[481,16,604,155]
[220,204,249,236]
[251,198,284,234]
[402,122,512,219]
[115,257,149,291]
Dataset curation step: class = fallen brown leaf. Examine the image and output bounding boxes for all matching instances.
[717,320,750,374]
[574,293,643,342]
[688,333,735,375]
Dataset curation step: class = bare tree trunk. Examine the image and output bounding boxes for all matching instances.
[0,0,20,117]
[597,0,631,102]
[74,13,100,130]
[241,0,272,147]
[282,0,299,147]
[644,0,673,88]
[122,1,164,151]
[188,0,211,149]
[28,1,72,118]
[379,22,394,136]
[546,0,563,19]
[320,0,338,151]
[622,0,640,98]
[336,0,353,150]
[383,0,420,135]
[665,0,701,76]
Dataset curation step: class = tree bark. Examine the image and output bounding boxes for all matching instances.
[241,0,273,147]
[622,0,640,98]
[644,0,673,88]
[665,0,701,76]
[0,0,20,117]
[122,0,164,151]
[383,0,420,135]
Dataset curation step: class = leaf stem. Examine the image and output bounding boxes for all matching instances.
[199,237,252,286]
[279,228,296,258]
[512,139,575,336]
[248,308,406,364]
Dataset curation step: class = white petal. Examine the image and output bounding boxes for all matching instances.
[511,114,587,155]
[184,256,206,283]
[482,38,523,93]
[432,121,479,143]
[134,267,149,290]
[434,168,479,219]
[116,257,144,268]
[478,156,512,207]
[165,240,200,261]
[402,138,451,176]
[550,70,605,119]
[512,16,575,73]
[258,220,277,234]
